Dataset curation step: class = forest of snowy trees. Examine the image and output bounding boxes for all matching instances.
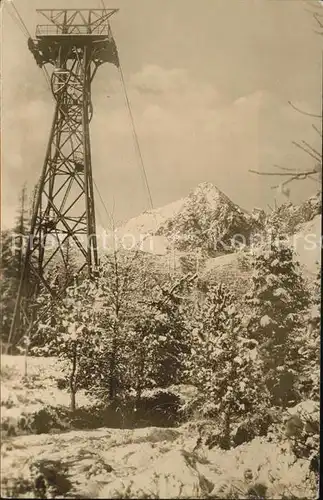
[0,1,321,497]
[1,187,320,462]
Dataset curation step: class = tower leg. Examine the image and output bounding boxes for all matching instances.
[8,45,100,348]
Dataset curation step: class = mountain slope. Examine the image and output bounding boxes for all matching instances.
[118,198,185,237]
[267,192,321,236]
[156,182,260,254]
[290,214,321,277]
[115,183,261,256]
[112,185,320,279]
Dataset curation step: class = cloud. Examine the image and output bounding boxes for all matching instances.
[93,65,319,211]
[99,67,270,150]
[130,65,221,108]
[2,63,319,229]
[130,65,189,94]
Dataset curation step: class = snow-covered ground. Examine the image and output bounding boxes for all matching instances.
[118,198,185,237]
[290,214,321,277]
[1,423,316,499]
[1,356,94,422]
[0,355,318,499]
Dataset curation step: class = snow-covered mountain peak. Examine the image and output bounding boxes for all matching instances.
[116,182,231,238]
[116,198,185,237]
[188,182,229,206]
[110,182,261,256]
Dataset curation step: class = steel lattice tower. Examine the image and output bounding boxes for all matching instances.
[9,9,119,348]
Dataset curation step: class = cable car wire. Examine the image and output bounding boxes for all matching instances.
[10,0,31,38]
[100,0,156,217]
[116,61,154,212]
[5,1,53,97]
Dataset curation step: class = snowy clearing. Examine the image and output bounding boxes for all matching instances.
[0,355,318,499]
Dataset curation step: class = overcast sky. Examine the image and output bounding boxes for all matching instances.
[1,0,322,229]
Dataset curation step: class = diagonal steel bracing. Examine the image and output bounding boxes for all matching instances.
[8,9,119,348]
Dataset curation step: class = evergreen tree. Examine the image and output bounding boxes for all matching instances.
[14,184,29,277]
[244,235,310,407]
[124,272,194,400]
[184,283,269,448]
[33,278,99,410]
[29,182,39,221]
[45,238,79,293]
[1,230,17,342]
[1,185,30,343]
[83,253,193,402]
[292,270,320,401]
[33,251,193,406]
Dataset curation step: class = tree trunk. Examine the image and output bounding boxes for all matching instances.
[223,411,231,450]
[70,343,77,412]
[109,335,117,400]
[70,390,76,412]
[136,346,145,405]
[110,249,121,401]
[24,343,29,378]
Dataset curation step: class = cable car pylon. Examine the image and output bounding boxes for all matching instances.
[8,8,120,350]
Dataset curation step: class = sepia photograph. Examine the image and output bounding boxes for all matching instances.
[0,0,321,498]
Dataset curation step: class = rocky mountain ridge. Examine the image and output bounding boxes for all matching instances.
[116,182,263,256]
[113,185,321,290]
[116,184,320,254]
[155,182,261,255]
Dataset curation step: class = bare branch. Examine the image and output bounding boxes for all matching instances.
[292,141,321,162]
[312,124,322,136]
[288,101,322,119]
[272,164,305,172]
[273,163,317,174]
[307,175,321,184]
[250,166,320,194]
[249,169,305,177]
[301,140,321,159]
[302,0,323,13]
[270,169,319,190]
[252,1,323,194]
[313,12,323,28]
[272,164,295,172]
